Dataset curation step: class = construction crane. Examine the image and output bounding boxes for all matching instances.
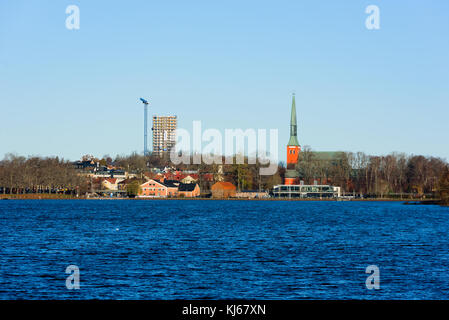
[139,98,149,156]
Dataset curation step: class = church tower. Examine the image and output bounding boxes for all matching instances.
[285,94,301,185]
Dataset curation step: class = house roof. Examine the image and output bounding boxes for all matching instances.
[142,179,167,188]
[307,151,346,161]
[162,180,180,188]
[178,183,197,192]
[110,169,125,175]
[212,181,236,190]
[118,178,135,185]
[182,175,197,182]
[104,178,117,184]
[73,160,96,168]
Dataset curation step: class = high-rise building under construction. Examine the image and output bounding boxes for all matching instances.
[152,115,177,157]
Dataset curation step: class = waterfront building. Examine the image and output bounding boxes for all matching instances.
[178,183,200,197]
[271,184,341,199]
[162,180,181,197]
[211,182,236,198]
[101,178,121,191]
[138,179,200,198]
[152,115,177,157]
[139,179,170,197]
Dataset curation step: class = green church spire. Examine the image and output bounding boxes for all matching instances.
[288,93,300,146]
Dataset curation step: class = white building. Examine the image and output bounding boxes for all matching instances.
[272,184,341,198]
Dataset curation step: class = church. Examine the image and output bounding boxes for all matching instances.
[271,94,341,198]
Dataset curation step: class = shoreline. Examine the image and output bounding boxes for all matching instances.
[0,194,441,203]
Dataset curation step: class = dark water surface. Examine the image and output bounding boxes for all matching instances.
[0,200,448,299]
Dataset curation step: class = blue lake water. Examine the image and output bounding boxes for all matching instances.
[0,199,448,299]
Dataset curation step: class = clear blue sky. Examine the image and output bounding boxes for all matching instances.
[1,0,448,163]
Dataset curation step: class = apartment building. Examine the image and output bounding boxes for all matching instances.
[152,115,177,157]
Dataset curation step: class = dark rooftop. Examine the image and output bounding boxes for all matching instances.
[162,180,180,188]
[178,183,197,192]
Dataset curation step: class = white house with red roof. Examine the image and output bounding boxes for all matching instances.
[101,178,123,191]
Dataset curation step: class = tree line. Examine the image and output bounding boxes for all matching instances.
[0,154,84,195]
[1,150,448,199]
[297,147,448,198]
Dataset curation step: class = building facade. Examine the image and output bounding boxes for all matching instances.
[152,115,177,157]
[272,184,341,198]
[139,179,170,197]
[178,183,200,197]
[139,179,200,198]
[211,182,236,198]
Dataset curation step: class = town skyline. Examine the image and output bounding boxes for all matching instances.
[3,1,449,306]
[1,1,448,162]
